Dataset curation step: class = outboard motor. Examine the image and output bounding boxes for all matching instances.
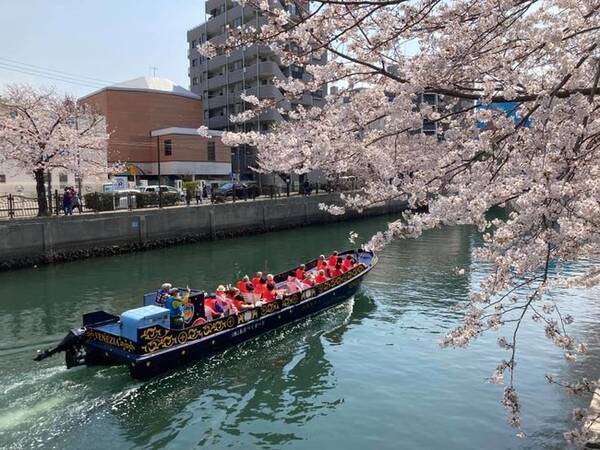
[34,327,86,368]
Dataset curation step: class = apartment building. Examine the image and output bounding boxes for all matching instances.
[187,0,327,180]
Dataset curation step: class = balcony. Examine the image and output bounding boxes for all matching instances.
[205,93,236,109]
[207,115,229,129]
[207,72,227,90]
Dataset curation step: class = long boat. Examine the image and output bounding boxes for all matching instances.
[34,249,377,379]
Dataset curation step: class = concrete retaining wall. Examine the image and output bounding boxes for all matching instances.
[0,194,407,270]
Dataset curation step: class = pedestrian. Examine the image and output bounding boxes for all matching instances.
[71,188,82,214]
[62,187,73,215]
[195,184,202,204]
[202,184,208,199]
[185,188,192,206]
[303,180,311,196]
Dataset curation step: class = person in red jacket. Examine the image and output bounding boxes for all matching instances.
[331,264,342,278]
[262,283,277,303]
[232,293,246,311]
[237,275,250,293]
[328,251,339,268]
[342,255,354,272]
[295,264,306,280]
[317,255,328,271]
[252,272,263,288]
[315,270,328,284]
[255,277,268,296]
[204,293,221,321]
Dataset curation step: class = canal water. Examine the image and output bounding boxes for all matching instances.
[0,216,598,449]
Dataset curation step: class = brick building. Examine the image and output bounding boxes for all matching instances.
[80,77,232,184]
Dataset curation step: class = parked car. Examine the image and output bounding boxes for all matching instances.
[136,185,184,200]
[214,182,258,198]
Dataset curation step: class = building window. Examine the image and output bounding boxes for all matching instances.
[423,93,437,105]
[164,139,173,156]
[422,120,437,135]
[207,142,216,161]
[191,40,197,48]
[192,77,198,86]
[0,175,5,183]
[290,64,304,79]
[59,173,68,185]
[192,59,197,67]
[232,17,243,28]
[228,60,243,72]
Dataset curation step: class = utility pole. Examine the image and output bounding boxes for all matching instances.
[150,66,158,77]
[156,136,162,208]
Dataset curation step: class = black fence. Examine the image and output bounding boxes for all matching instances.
[0,194,39,218]
[0,182,338,219]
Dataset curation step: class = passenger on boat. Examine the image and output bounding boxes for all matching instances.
[342,255,355,272]
[303,273,316,287]
[317,255,328,271]
[242,282,258,305]
[237,275,250,293]
[331,264,342,278]
[255,277,268,296]
[325,266,333,278]
[204,292,222,321]
[155,283,172,306]
[262,283,277,303]
[295,264,306,280]
[315,270,328,284]
[165,288,185,329]
[266,273,276,288]
[252,272,263,288]
[216,285,237,315]
[232,293,246,311]
[328,251,339,267]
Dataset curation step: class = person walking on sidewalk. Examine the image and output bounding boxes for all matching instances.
[195,184,202,205]
[62,187,73,215]
[71,188,82,214]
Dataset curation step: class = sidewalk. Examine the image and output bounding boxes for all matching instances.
[0,191,329,221]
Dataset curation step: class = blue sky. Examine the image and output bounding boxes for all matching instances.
[0,0,204,97]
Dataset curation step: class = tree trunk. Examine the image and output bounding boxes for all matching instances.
[34,169,49,216]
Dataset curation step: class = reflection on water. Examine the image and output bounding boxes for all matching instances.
[0,216,598,450]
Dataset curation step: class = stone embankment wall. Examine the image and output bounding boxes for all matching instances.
[0,194,407,270]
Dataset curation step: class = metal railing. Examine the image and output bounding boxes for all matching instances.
[0,182,337,219]
[0,194,39,218]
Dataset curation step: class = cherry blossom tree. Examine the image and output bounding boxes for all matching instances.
[199,0,600,444]
[0,84,109,216]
